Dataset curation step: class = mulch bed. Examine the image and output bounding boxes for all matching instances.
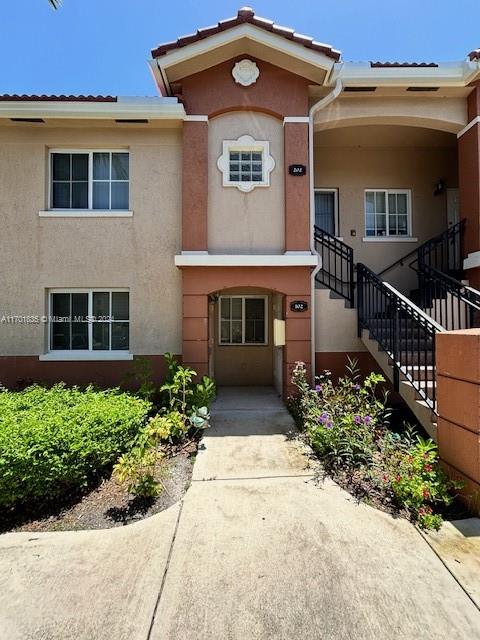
[0,440,198,533]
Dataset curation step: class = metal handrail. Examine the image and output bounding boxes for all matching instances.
[413,262,480,329]
[377,219,465,278]
[357,262,443,411]
[313,225,355,307]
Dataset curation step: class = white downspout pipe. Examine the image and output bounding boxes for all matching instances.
[309,78,343,385]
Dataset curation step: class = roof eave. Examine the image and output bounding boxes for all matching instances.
[328,59,480,88]
[0,97,186,120]
[155,23,337,85]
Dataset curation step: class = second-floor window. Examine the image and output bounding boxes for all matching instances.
[50,151,129,210]
[229,150,263,183]
[365,189,411,237]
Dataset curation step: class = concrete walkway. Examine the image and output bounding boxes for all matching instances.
[1,387,480,639]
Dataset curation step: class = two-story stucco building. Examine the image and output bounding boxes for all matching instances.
[1,7,480,459]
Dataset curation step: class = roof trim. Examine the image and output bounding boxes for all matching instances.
[151,7,340,61]
[0,97,185,120]
[370,61,439,68]
[329,60,480,88]
[0,94,117,102]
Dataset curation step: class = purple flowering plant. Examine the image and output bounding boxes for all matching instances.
[288,358,461,530]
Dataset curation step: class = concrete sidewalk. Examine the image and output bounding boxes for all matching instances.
[1,387,479,639]
[150,387,480,639]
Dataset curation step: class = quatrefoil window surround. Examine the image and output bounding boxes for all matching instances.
[217,135,275,193]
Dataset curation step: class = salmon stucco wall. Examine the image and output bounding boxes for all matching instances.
[436,329,480,514]
[181,266,312,398]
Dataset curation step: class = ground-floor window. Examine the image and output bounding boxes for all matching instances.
[219,296,267,345]
[49,289,129,352]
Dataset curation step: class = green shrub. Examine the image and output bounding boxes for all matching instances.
[114,446,162,498]
[161,353,216,412]
[0,384,151,508]
[147,411,189,442]
[290,360,460,530]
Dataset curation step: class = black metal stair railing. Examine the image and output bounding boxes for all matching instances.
[416,219,465,275]
[378,219,466,279]
[314,225,354,307]
[414,263,480,330]
[357,263,444,411]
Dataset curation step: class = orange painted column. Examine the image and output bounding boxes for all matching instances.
[182,272,209,380]
[182,120,208,251]
[284,294,312,398]
[458,83,480,288]
[284,121,310,252]
[436,329,480,514]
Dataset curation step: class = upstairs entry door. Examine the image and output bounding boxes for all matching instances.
[315,189,338,236]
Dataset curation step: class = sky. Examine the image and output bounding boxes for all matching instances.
[1,0,479,97]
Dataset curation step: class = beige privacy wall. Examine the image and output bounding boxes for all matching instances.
[208,111,285,254]
[0,125,183,356]
[314,125,458,285]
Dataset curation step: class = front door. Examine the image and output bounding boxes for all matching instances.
[214,293,273,385]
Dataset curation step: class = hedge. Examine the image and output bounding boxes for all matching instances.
[0,384,151,508]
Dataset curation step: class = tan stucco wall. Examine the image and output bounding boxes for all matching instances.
[314,125,458,290]
[315,289,365,352]
[0,125,183,356]
[208,111,285,254]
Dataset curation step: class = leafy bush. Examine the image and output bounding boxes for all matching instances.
[0,384,151,508]
[161,353,216,412]
[290,360,460,530]
[147,411,189,442]
[114,446,163,498]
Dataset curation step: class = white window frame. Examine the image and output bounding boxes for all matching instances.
[41,288,132,361]
[363,188,413,240]
[218,295,268,346]
[314,188,339,237]
[217,135,275,193]
[44,149,132,216]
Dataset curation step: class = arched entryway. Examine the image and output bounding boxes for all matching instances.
[181,265,312,398]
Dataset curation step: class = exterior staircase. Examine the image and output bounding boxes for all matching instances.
[314,221,480,441]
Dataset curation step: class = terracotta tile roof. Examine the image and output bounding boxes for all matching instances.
[0,95,117,102]
[370,61,438,68]
[468,49,480,61]
[151,7,341,61]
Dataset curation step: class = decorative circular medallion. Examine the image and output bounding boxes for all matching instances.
[232,59,260,87]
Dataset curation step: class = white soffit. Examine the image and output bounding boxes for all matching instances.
[0,97,186,120]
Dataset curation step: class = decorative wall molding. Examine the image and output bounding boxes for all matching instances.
[232,59,260,87]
